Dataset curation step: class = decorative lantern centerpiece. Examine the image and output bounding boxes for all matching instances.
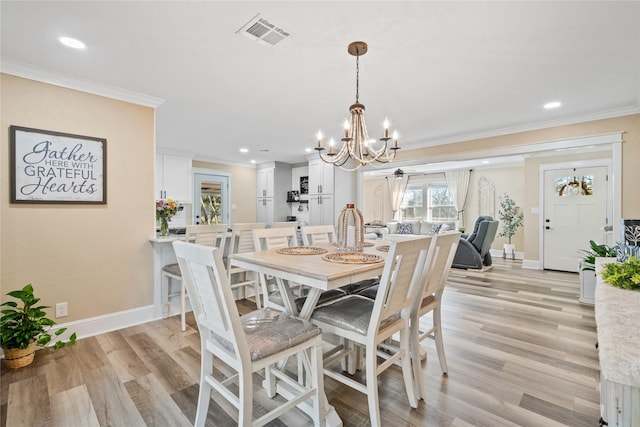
[336,204,365,252]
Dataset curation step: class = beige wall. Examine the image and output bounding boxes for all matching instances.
[464,166,525,250]
[192,160,257,224]
[1,74,155,322]
[391,113,640,261]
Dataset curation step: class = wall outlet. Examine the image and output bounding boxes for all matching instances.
[55,302,68,318]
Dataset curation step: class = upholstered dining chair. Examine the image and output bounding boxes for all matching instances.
[310,237,432,427]
[300,224,336,246]
[162,224,228,331]
[228,223,266,309]
[172,241,325,427]
[409,231,459,400]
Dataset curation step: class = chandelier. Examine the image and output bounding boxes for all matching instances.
[315,41,399,171]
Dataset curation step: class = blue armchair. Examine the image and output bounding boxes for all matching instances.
[452,216,499,269]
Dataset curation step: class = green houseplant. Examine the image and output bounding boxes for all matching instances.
[601,256,640,290]
[1,284,76,369]
[579,240,617,271]
[497,193,524,258]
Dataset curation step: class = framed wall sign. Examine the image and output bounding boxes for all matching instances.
[10,126,107,204]
[300,176,309,194]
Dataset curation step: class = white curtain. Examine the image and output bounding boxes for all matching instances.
[445,170,470,227]
[386,175,409,221]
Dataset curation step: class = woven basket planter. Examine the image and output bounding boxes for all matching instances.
[3,341,37,369]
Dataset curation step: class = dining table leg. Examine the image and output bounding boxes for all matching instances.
[266,278,343,427]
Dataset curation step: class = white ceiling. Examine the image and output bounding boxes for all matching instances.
[2,1,639,168]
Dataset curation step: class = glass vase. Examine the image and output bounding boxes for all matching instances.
[336,204,364,252]
[159,217,169,237]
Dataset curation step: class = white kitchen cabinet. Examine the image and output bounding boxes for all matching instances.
[255,162,292,225]
[307,157,355,226]
[156,154,192,202]
[256,167,275,198]
[309,194,335,226]
[308,159,334,195]
[256,197,274,224]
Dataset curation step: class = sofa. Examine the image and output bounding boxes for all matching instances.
[381,220,457,238]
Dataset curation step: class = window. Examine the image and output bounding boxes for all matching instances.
[398,179,457,222]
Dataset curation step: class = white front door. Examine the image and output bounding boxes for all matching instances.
[543,166,608,272]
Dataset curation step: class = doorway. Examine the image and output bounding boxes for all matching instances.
[194,172,229,226]
[542,163,610,272]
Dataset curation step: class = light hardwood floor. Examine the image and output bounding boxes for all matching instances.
[1,259,600,426]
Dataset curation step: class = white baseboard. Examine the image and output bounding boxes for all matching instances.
[522,259,542,269]
[55,304,159,341]
[1,305,159,359]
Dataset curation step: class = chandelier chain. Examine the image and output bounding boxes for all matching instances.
[355,54,360,104]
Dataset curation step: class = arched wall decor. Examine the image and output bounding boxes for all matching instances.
[478,176,495,218]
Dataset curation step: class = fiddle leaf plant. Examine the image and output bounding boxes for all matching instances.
[579,240,617,271]
[0,284,76,350]
[497,193,524,244]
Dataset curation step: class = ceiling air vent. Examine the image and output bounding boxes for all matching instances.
[236,14,291,47]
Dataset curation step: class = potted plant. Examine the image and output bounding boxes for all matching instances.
[578,240,617,304]
[601,256,640,290]
[497,193,524,259]
[1,284,76,369]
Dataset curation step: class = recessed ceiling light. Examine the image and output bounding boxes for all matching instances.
[544,101,562,109]
[250,159,256,164]
[59,37,86,50]
[239,148,249,153]
[481,160,490,164]
[305,148,312,153]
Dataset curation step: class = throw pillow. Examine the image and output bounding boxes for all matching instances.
[439,224,451,233]
[396,222,413,234]
[428,223,443,235]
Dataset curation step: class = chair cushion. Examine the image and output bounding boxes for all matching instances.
[295,289,347,312]
[311,295,399,335]
[357,284,379,299]
[340,278,380,295]
[396,223,413,234]
[215,308,321,362]
[162,263,181,276]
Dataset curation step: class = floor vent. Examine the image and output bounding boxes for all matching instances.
[236,14,291,47]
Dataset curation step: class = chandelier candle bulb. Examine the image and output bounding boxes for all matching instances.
[329,138,335,155]
[316,131,323,149]
[383,118,390,139]
[344,120,350,138]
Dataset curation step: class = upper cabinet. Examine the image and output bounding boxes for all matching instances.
[256,166,275,198]
[156,154,192,202]
[307,158,355,226]
[308,159,334,195]
[256,162,292,225]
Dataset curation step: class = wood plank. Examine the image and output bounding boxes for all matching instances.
[6,374,50,427]
[50,384,100,427]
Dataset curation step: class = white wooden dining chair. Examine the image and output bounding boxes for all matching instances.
[228,223,266,309]
[252,227,299,311]
[300,224,336,246]
[162,224,228,331]
[172,241,325,427]
[410,231,459,399]
[310,237,432,427]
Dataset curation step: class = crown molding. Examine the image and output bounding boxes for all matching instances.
[1,59,164,108]
[404,106,639,150]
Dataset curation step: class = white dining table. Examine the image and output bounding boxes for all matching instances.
[230,239,389,427]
